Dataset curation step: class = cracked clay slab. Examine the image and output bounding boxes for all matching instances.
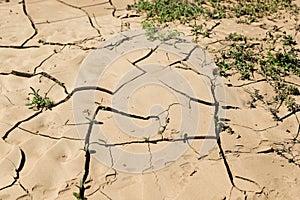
[73,29,226,173]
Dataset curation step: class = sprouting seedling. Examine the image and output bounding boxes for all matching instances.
[73,179,84,200]
[72,192,82,200]
[157,125,166,135]
[98,139,108,147]
[179,130,185,138]
[80,143,89,152]
[26,87,52,110]
[85,116,94,123]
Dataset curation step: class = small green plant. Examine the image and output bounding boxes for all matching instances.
[129,0,298,25]
[130,0,202,23]
[73,179,84,200]
[128,0,300,118]
[215,32,300,117]
[26,87,53,110]
[129,0,298,44]
[191,24,212,41]
[73,192,82,200]
[141,20,183,41]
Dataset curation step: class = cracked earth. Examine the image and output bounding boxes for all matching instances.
[0,0,300,199]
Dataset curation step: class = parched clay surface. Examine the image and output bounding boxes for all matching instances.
[0,0,299,200]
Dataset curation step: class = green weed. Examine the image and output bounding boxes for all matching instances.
[129,0,298,24]
[127,0,300,116]
[26,87,52,110]
[215,32,300,115]
[142,20,183,41]
[129,0,202,23]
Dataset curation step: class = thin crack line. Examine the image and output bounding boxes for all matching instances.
[2,110,42,140]
[167,45,198,67]
[142,142,154,173]
[131,45,160,66]
[33,46,65,74]
[0,88,112,141]
[18,127,84,141]
[0,70,69,94]
[209,75,236,188]
[56,0,102,35]
[52,86,113,107]
[226,79,300,88]
[78,104,104,198]
[81,1,109,8]
[38,35,103,50]
[20,0,38,47]
[228,123,279,132]
[35,15,86,25]
[94,103,159,121]
[0,45,39,49]
[235,175,261,190]
[108,0,116,17]
[279,108,300,121]
[114,45,160,94]
[293,114,300,140]
[161,80,215,107]
[99,189,113,200]
[3,94,14,105]
[91,135,217,147]
[0,148,26,191]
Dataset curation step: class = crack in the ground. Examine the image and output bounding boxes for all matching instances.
[278,108,300,121]
[142,142,164,199]
[38,35,103,50]
[0,81,113,140]
[76,103,110,198]
[115,45,160,95]
[168,45,197,66]
[108,0,116,17]
[142,142,154,173]
[131,45,160,67]
[71,38,254,198]
[161,81,216,108]
[208,73,264,197]
[91,135,217,147]
[235,175,262,192]
[94,103,160,121]
[243,87,300,121]
[102,33,139,50]
[0,44,39,49]
[226,78,300,88]
[2,22,297,198]
[20,0,38,47]
[56,0,102,36]
[161,81,239,112]
[228,123,279,132]
[293,115,300,141]
[2,110,43,140]
[81,1,110,9]
[52,86,113,109]
[65,119,103,126]
[271,116,300,167]
[99,189,113,200]
[18,126,83,141]
[0,70,69,94]
[33,46,65,74]
[0,148,28,194]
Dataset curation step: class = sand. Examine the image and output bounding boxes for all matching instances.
[0,0,299,199]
